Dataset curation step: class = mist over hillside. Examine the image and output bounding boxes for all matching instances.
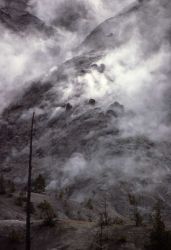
[0,1,171,249]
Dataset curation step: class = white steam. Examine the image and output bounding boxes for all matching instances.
[45,0,171,195]
[30,0,137,26]
[1,0,171,206]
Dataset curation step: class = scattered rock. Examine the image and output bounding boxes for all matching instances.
[98,63,105,73]
[88,99,96,105]
[91,63,105,73]
[107,33,113,37]
[80,69,85,73]
[65,103,72,111]
[91,64,98,69]
[108,101,124,117]
[106,109,118,118]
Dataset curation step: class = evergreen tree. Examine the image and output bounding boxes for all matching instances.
[0,175,6,195]
[146,201,171,250]
[33,174,45,193]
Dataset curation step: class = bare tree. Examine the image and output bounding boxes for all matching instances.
[128,193,143,227]
[103,196,109,226]
[26,112,35,250]
[99,213,104,250]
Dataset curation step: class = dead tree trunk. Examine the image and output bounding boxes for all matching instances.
[26,112,35,250]
[104,196,108,225]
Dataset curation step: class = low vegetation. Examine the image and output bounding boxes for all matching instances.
[38,200,56,226]
[8,229,23,243]
[85,198,94,210]
[14,192,27,207]
[145,201,171,250]
[33,174,45,193]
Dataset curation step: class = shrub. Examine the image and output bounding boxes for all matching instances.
[15,192,27,207]
[7,180,16,194]
[134,206,143,227]
[128,193,137,206]
[38,200,56,226]
[88,215,93,222]
[15,196,24,207]
[8,230,23,243]
[85,198,94,210]
[9,181,15,193]
[59,190,64,200]
[128,193,143,226]
[116,236,127,245]
[112,217,124,225]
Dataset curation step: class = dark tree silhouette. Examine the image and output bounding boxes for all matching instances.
[0,174,6,195]
[146,201,171,250]
[33,174,45,193]
[26,112,35,250]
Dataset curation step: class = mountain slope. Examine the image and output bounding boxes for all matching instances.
[0,0,171,223]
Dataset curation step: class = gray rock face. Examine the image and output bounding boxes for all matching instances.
[81,0,171,53]
[81,4,141,51]
[0,0,53,33]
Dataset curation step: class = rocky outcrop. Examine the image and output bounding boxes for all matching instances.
[0,0,53,33]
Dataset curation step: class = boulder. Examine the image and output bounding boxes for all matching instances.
[88,99,96,105]
[91,63,105,73]
[98,64,105,73]
[65,103,72,111]
[108,101,124,116]
[106,109,118,118]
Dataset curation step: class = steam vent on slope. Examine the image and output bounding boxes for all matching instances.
[0,0,171,250]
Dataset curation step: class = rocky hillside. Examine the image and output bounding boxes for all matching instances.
[0,0,171,249]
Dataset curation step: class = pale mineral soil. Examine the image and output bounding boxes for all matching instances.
[0,191,171,250]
